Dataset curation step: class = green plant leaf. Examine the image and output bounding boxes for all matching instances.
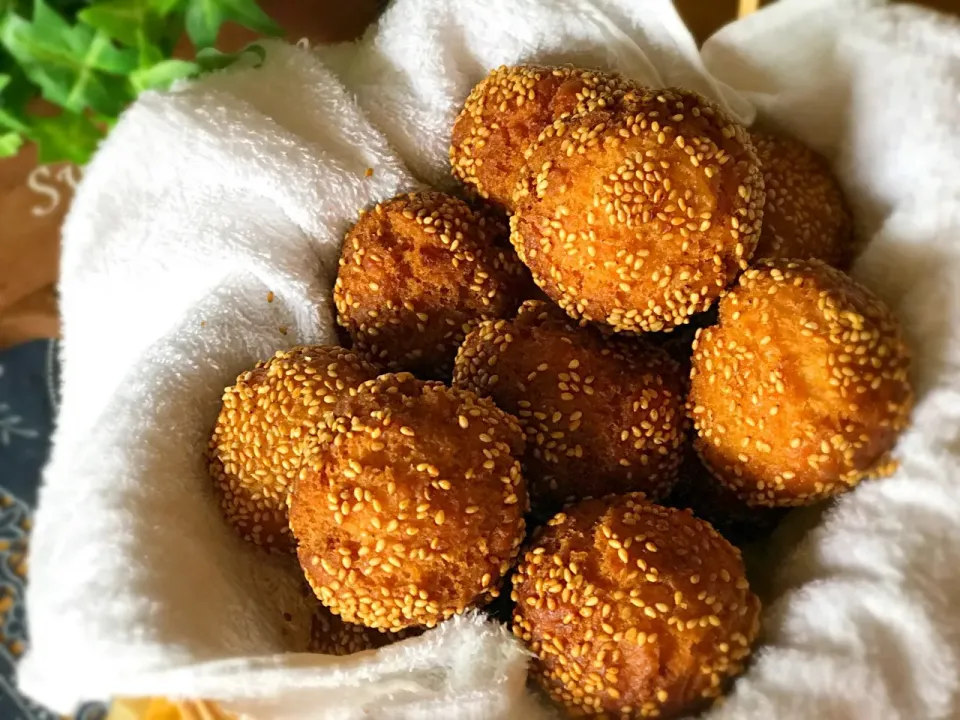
[194,41,261,72]
[129,56,194,90]
[3,0,82,19]
[0,108,27,132]
[76,0,184,79]
[0,129,23,157]
[184,0,280,49]
[26,110,100,163]
[0,68,31,132]
[76,0,182,53]
[0,0,28,16]
[134,26,162,65]
[1,0,276,165]
[29,0,137,74]
[149,0,183,15]
[1,0,139,115]
[0,54,38,128]
[77,0,154,47]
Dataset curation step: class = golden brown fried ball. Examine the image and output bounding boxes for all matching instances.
[309,606,415,656]
[334,191,529,379]
[453,300,686,509]
[511,88,765,334]
[289,372,528,631]
[512,493,761,719]
[753,132,853,267]
[208,346,378,552]
[451,65,637,210]
[666,451,785,545]
[689,258,913,507]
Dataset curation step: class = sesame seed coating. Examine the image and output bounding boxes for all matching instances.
[753,132,853,268]
[688,258,913,507]
[666,451,786,546]
[510,87,765,334]
[512,493,761,718]
[334,191,530,379]
[451,65,638,210]
[208,346,378,552]
[289,372,528,632]
[309,605,416,656]
[453,300,687,509]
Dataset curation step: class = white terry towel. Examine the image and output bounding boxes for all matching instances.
[19,0,960,718]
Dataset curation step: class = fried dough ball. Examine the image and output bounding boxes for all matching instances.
[289,373,528,631]
[511,88,765,334]
[451,65,637,210]
[208,346,378,552]
[309,606,415,656]
[333,191,529,379]
[689,259,913,507]
[753,132,853,268]
[666,451,785,545]
[453,300,686,509]
[512,493,761,719]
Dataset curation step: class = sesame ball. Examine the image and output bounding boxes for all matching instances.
[510,87,765,334]
[451,65,637,210]
[289,372,528,631]
[208,346,378,552]
[753,132,853,267]
[689,259,913,507]
[511,493,761,718]
[333,191,530,379]
[666,451,786,545]
[309,606,415,656]
[453,300,686,509]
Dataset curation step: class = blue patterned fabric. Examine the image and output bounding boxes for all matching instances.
[0,340,107,720]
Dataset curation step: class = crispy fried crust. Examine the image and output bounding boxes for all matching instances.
[290,373,528,631]
[512,494,761,718]
[334,191,529,379]
[689,259,913,506]
[451,65,638,210]
[208,346,378,552]
[453,300,686,508]
[753,132,853,268]
[511,88,764,334]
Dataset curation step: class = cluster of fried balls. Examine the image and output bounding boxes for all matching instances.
[207,65,913,718]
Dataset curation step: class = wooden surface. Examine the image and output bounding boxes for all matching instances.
[0,146,69,348]
[1,0,958,349]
